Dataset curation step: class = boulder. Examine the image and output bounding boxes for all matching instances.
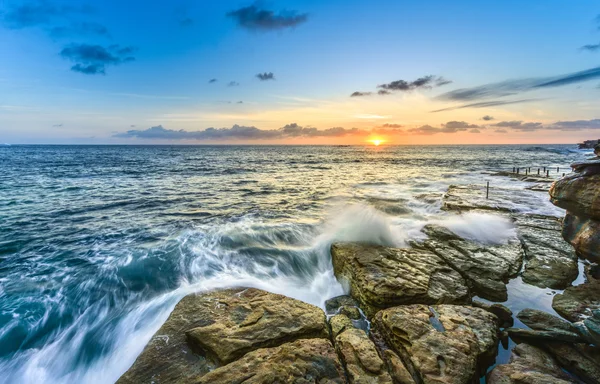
[334,328,393,383]
[117,288,328,383]
[570,160,600,175]
[331,243,469,317]
[552,280,600,322]
[487,343,576,383]
[372,304,498,384]
[325,295,363,320]
[329,314,354,339]
[473,300,514,328]
[517,308,580,334]
[506,328,585,344]
[195,338,346,384]
[562,213,600,262]
[514,215,578,289]
[550,173,600,219]
[545,343,600,384]
[420,225,522,301]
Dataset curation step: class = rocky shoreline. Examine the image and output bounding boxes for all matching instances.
[117,162,600,383]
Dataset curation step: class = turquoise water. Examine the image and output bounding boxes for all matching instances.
[0,144,587,383]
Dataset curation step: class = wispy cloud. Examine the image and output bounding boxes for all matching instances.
[60,44,135,75]
[256,72,275,81]
[549,119,600,130]
[481,115,495,121]
[227,5,308,31]
[350,91,372,97]
[581,43,600,52]
[493,121,543,132]
[48,22,109,38]
[2,1,93,29]
[431,99,540,112]
[408,121,479,135]
[227,81,240,87]
[378,75,451,92]
[179,17,194,27]
[209,78,218,83]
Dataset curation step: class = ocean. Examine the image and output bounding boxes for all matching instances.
[0,144,589,383]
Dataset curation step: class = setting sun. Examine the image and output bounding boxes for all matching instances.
[369,139,384,146]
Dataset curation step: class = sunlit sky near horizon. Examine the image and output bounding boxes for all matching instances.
[1,0,600,144]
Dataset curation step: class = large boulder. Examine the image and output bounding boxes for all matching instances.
[117,288,328,383]
[487,343,576,383]
[562,213,600,261]
[330,243,469,317]
[195,338,346,384]
[372,304,498,384]
[334,328,393,383]
[514,215,579,289]
[517,308,580,334]
[552,279,600,322]
[550,172,600,219]
[420,225,522,301]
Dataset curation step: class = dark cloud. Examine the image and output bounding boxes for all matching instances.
[114,123,367,141]
[209,78,218,83]
[60,44,135,75]
[378,76,450,92]
[443,121,479,129]
[2,1,93,29]
[493,121,543,132]
[179,17,194,27]
[481,115,495,121]
[350,91,372,97]
[256,72,275,81]
[48,22,108,38]
[227,81,239,87]
[377,90,392,95]
[380,123,403,128]
[581,43,600,52]
[549,119,600,131]
[437,66,600,102]
[430,99,540,113]
[226,5,308,31]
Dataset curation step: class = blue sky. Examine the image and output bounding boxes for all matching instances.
[1,0,600,144]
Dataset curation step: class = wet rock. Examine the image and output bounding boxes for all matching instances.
[473,300,514,328]
[329,314,354,339]
[517,308,580,334]
[372,304,498,384]
[420,225,522,301]
[195,338,346,384]
[443,184,547,213]
[380,350,416,384]
[334,328,393,383]
[506,327,585,344]
[552,279,600,322]
[570,160,600,175]
[562,213,600,262]
[545,343,600,384]
[550,173,600,219]
[487,343,576,383]
[325,295,359,314]
[117,288,328,383]
[514,214,579,289]
[331,243,469,317]
[583,312,600,345]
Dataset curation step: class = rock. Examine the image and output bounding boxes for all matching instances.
[443,184,549,213]
[380,350,416,384]
[325,295,359,314]
[506,328,585,344]
[195,338,346,384]
[583,315,600,345]
[329,314,354,339]
[517,308,580,334]
[473,300,514,328]
[545,343,600,384]
[117,288,328,383]
[595,143,600,157]
[514,214,578,289]
[372,304,498,384]
[570,160,600,175]
[487,343,576,383]
[420,225,522,301]
[562,213,600,262]
[331,243,469,317]
[334,328,393,383]
[552,280,600,322]
[550,173,600,219]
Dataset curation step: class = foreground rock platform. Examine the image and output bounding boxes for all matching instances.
[331,243,469,317]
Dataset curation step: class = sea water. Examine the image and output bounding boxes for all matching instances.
[0,144,588,383]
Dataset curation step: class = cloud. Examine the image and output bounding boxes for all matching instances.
[549,119,600,131]
[493,121,543,131]
[256,72,275,81]
[380,123,403,128]
[60,43,135,75]
[430,99,540,112]
[495,129,508,133]
[179,17,194,27]
[114,123,368,141]
[209,78,218,83]
[226,5,308,31]
[481,115,494,121]
[378,75,450,92]
[377,90,392,95]
[470,129,481,133]
[52,123,63,127]
[2,1,93,29]
[350,91,372,97]
[237,101,243,104]
[48,22,109,38]
[437,66,600,102]
[227,81,239,87]
[581,43,600,52]
[443,121,479,129]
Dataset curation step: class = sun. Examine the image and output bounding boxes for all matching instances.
[369,138,384,146]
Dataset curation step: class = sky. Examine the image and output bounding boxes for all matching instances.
[1,0,600,145]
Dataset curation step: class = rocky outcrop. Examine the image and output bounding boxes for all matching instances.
[330,243,469,317]
[419,224,522,301]
[545,343,600,384]
[552,279,600,323]
[117,288,329,383]
[335,328,393,383]
[443,184,548,213]
[487,343,576,383]
[195,338,345,384]
[372,304,499,384]
[562,213,600,262]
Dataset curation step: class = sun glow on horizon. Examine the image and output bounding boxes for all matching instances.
[369,138,384,146]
